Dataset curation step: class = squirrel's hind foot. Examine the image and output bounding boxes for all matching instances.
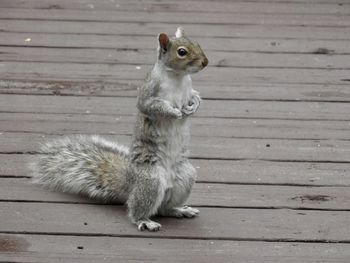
[161,206,199,218]
[137,219,162,232]
[180,206,199,218]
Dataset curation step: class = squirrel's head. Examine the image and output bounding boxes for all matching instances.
[157,27,208,74]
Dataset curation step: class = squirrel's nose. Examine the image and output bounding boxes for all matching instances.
[202,57,208,68]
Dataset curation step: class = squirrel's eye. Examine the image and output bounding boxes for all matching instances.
[177,48,188,57]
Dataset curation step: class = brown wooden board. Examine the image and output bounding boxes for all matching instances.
[1,46,349,69]
[1,20,349,40]
[2,154,350,186]
[2,112,350,140]
[1,202,350,241]
[0,94,349,121]
[2,178,350,210]
[1,8,350,27]
[1,80,350,102]
[1,32,349,54]
[1,0,349,15]
[1,132,350,162]
[1,234,349,263]
[1,61,349,85]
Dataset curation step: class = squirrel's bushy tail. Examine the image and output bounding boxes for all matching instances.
[30,135,130,203]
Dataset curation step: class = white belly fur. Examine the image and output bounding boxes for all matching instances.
[158,74,192,110]
[157,74,192,187]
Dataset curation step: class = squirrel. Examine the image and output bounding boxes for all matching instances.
[31,27,208,232]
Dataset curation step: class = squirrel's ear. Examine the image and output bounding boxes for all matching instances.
[158,33,170,53]
[175,27,184,38]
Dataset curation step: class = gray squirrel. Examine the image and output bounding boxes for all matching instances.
[31,27,208,231]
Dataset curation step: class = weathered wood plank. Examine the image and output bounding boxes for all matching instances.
[2,112,350,140]
[1,46,348,69]
[1,132,350,162]
[1,32,349,54]
[0,94,349,121]
[0,154,30,177]
[2,154,350,186]
[195,183,350,210]
[1,20,349,40]
[0,79,140,97]
[1,8,350,27]
[1,234,349,263]
[1,62,349,85]
[1,0,348,15]
[1,80,350,102]
[2,178,350,210]
[1,202,350,241]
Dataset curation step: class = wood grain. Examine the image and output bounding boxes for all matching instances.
[1,202,350,241]
[1,80,350,102]
[1,94,349,121]
[1,8,350,27]
[1,20,349,40]
[2,112,350,140]
[1,0,348,15]
[1,234,349,263]
[2,154,350,186]
[2,46,348,69]
[1,32,350,55]
[1,61,348,85]
[2,178,350,210]
[1,132,350,162]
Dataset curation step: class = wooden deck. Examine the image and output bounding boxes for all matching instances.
[1,0,350,262]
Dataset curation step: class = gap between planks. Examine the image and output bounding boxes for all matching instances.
[1,233,349,263]
[1,62,348,85]
[1,94,350,122]
[1,16,349,29]
[3,154,349,187]
[0,199,350,213]
[1,29,349,42]
[1,80,350,103]
[2,44,350,55]
[3,203,349,241]
[3,177,350,210]
[1,0,349,15]
[2,94,350,104]
[1,112,349,122]
[2,113,350,141]
[0,230,349,244]
[2,60,349,71]
[0,175,349,188]
[0,200,349,212]
[3,152,350,165]
[5,130,350,142]
[2,131,350,162]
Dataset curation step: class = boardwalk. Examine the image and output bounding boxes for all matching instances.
[1,0,350,262]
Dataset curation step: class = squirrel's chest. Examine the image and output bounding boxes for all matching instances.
[158,76,192,109]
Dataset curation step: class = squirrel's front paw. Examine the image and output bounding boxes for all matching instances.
[137,219,162,232]
[182,103,199,116]
[182,105,195,116]
[182,95,201,116]
[173,108,183,119]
